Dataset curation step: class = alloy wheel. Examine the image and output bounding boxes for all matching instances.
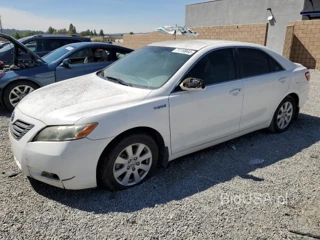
[9,85,34,107]
[113,143,152,186]
[277,101,293,129]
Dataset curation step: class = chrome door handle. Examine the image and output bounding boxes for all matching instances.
[279,77,287,83]
[229,88,242,95]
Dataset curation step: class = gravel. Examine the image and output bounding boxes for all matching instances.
[1,70,320,240]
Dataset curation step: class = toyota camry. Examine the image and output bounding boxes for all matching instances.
[9,40,310,190]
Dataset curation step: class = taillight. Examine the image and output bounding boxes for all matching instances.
[305,71,310,81]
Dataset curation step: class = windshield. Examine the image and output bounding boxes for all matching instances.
[42,45,75,63]
[101,46,195,89]
[0,37,29,52]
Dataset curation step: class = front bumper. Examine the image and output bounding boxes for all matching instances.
[9,108,111,190]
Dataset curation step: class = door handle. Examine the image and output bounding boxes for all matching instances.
[229,88,242,95]
[279,77,287,83]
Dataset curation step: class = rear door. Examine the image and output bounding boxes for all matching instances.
[55,46,112,81]
[237,47,289,131]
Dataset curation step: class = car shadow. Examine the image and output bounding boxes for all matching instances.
[26,113,320,213]
[0,107,10,117]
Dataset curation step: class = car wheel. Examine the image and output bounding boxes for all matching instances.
[3,81,38,111]
[268,96,296,133]
[97,134,159,190]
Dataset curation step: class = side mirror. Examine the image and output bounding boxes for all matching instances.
[179,77,205,91]
[62,58,71,68]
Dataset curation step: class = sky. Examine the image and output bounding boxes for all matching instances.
[0,0,203,33]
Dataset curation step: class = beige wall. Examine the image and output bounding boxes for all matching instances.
[283,20,320,69]
[122,23,268,50]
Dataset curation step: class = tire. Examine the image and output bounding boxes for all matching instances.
[3,81,39,111]
[97,134,159,190]
[268,96,296,133]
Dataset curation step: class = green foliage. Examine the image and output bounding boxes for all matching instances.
[99,29,104,36]
[47,26,56,34]
[129,32,134,35]
[13,32,21,39]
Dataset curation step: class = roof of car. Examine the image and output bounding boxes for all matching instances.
[31,34,89,39]
[149,40,263,51]
[64,41,132,50]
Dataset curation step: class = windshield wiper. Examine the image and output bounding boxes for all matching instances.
[105,76,132,87]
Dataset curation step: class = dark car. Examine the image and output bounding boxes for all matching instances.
[0,33,133,110]
[0,41,9,49]
[0,34,91,66]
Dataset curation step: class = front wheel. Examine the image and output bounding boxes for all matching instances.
[97,134,159,190]
[3,81,38,111]
[268,96,296,133]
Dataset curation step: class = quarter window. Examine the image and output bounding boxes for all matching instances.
[268,55,284,72]
[184,48,236,85]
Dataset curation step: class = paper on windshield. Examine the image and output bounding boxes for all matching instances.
[172,48,196,55]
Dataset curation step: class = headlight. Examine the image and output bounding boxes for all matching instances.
[33,123,98,142]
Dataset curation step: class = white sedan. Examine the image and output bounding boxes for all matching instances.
[9,40,310,190]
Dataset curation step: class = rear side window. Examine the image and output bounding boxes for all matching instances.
[24,40,38,52]
[184,48,236,85]
[114,48,133,60]
[238,48,270,78]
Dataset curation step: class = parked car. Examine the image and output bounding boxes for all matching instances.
[9,40,310,190]
[0,41,9,49]
[0,33,133,110]
[0,34,91,66]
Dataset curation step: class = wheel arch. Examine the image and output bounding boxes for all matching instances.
[286,92,300,119]
[96,126,169,185]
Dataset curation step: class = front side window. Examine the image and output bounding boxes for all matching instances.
[184,48,236,85]
[238,48,270,78]
[102,46,194,89]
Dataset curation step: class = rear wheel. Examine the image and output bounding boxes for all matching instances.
[97,134,158,190]
[268,96,296,133]
[3,81,38,111]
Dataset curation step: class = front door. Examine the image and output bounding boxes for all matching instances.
[169,48,244,154]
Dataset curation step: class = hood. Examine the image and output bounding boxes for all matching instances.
[0,33,44,66]
[17,73,152,125]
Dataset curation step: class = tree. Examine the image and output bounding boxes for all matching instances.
[69,24,74,32]
[13,32,21,39]
[56,28,67,34]
[73,26,77,34]
[90,30,94,36]
[99,29,104,36]
[47,26,55,34]
[129,32,134,35]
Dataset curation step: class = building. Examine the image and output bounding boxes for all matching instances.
[185,0,320,54]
